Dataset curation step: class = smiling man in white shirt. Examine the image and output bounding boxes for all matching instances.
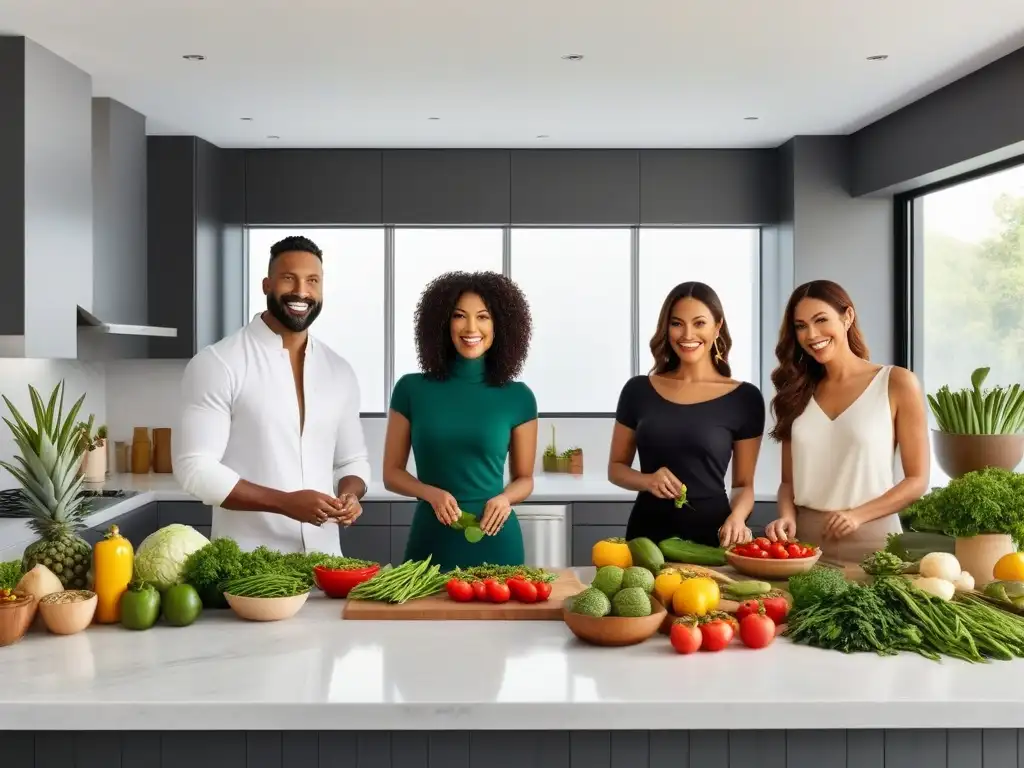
[173,235,371,555]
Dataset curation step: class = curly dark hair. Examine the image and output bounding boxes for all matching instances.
[414,270,532,386]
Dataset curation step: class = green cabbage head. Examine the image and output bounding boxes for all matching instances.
[134,524,210,591]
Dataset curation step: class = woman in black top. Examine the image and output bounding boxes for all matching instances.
[608,281,766,548]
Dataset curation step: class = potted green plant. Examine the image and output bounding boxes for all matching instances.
[76,415,108,483]
[927,366,1024,478]
[542,425,559,473]
[900,467,1024,586]
[562,446,583,475]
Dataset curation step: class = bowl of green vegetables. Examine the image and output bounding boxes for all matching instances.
[222,573,311,621]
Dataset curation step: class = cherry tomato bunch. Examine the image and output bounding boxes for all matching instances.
[731,536,816,560]
[445,577,553,604]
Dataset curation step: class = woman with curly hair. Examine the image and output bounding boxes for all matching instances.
[382,271,538,570]
[763,280,930,563]
[608,281,766,549]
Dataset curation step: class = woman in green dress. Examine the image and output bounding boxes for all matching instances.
[382,271,538,571]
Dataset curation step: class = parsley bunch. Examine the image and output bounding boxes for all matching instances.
[902,468,1024,546]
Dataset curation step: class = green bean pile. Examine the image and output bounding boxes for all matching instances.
[347,557,447,604]
[221,573,309,598]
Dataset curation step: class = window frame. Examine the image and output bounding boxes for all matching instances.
[244,224,767,418]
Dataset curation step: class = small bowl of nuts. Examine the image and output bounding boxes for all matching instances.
[38,590,97,635]
[0,588,38,646]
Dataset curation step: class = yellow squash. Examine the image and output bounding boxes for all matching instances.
[92,525,135,624]
[591,537,632,569]
[672,576,720,617]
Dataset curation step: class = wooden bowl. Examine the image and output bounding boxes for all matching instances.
[561,595,667,647]
[225,591,309,621]
[0,592,37,646]
[725,548,821,579]
[38,590,97,635]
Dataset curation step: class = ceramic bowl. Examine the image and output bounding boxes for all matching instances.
[38,590,97,635]
[561,595,667,647]
[725,547,822,579]
[225,591,310,621]
[313,564,380,598]
[0,592,37,646]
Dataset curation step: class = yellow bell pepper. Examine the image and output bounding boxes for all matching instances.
[994,552,1024,582]
[672,576,720,617]
[92,525,134,624]
[654,570,683,605]
[591,537,632,569]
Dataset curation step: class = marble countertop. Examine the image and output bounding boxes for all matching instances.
[1,571,1023,731]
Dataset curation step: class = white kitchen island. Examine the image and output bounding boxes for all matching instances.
[3,588,1024,768]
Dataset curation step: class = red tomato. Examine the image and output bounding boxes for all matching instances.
[787,543,804,558]
[533,581,553,601]
[471,580,488,601]
[486,579,511,603]
[670,622,703,654]
[735,599,762,621]
[755,549,770,559]
[699,619,734,651]
[762,596,790,625]
[508,578,538,603]
[739,612,776,649]
[446,579,475,602]
[754,537,772,550]
[769,543,789,559]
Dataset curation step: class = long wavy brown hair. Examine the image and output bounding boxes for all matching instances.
[649,281,733,377]
[769,280,870,442]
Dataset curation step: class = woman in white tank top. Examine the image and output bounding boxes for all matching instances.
[764,280,931,565]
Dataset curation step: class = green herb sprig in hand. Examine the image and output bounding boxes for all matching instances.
[674,483,689,509]
[928,366,1024,435]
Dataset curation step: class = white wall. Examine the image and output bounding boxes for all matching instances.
[0,359,107,490]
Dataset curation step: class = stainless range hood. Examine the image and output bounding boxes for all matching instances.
[76,306,177,338]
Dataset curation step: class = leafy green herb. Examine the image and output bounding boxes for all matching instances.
[860,550,910,576]
[0,559,21,590]
[900,467,1024,546]
[450,564,557,583]
[786,566,850,610]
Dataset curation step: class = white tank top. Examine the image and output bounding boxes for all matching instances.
[790,365,896,512]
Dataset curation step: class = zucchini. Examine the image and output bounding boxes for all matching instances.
[627,537,665,575]
[657,537,727,567]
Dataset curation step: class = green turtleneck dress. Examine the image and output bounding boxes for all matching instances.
[389,355,538,571]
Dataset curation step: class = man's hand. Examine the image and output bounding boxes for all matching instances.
[331,493,363,527]
[278,490,343,526]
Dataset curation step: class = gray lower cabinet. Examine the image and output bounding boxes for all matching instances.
[156,501,212,528]
[338,525,391,564]
[7,728,1020,767]
[82,503,159,549]
[391,526,410,564]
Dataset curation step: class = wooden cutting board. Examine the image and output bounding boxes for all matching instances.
[341,569,586,621]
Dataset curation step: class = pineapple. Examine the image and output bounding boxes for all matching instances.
[0,380,93,589]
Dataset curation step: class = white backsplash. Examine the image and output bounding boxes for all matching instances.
[0,359,108,490]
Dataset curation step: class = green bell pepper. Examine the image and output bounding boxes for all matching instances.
[120,581,161,630]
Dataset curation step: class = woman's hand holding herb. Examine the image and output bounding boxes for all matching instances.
[823,509,861,539]
[425,487,461,525]
[480,494,512,536]
[646,467,683,500]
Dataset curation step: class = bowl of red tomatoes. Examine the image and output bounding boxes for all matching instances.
[725,537,821,579]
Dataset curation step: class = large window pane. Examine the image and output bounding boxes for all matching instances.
[638,229,760,385]
[918,164,1024,485]
[393,228,504,381]
[510,228,632,412]
[247,228,386,413]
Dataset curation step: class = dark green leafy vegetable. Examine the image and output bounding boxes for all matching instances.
[884,531,955,563]
[0,559,22,590]
[786,566,850,609]
[860,550,911,576]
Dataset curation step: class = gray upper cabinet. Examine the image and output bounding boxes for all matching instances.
[382,150,511,224]
[510,150,640,225]
[147,137,245,358]
[639,149,779,225]
[245,150,383,225]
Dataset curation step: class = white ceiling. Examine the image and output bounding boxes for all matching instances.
[3,0,1024,149]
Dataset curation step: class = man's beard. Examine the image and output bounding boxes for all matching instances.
[266,292,323,332]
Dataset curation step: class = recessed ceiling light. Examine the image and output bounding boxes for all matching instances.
[240,117,253,121]
[561,54,584,62]
[536,134,550,139]
[267,135,280,140]
[428,116,441,121]
[744,116,759,121]
[866,54,888,61]
[181,54,206,61]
